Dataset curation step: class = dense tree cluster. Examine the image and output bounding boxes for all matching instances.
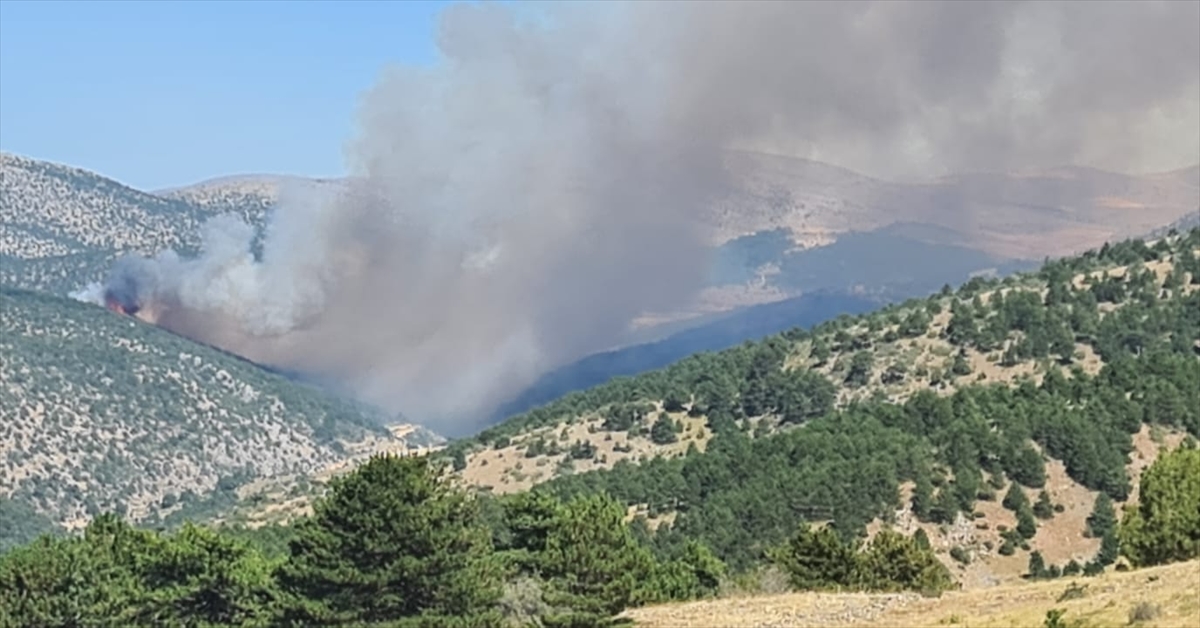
[3,455,708,627]
[770,524,953,594]
[472,228,1200,566]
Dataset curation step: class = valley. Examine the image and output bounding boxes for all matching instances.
[1,152,1197,626]
[3,2,1199,625]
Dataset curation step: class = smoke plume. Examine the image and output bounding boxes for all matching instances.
[81,1,1199,434]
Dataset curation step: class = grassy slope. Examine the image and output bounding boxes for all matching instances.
[624,558,1200,628]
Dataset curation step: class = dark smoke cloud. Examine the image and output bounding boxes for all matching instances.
[75,0,1198,434]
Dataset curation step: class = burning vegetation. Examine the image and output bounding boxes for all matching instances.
[104,292,136,316]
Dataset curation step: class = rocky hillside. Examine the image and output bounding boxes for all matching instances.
[0,286,440,541]
[0,153,275,294]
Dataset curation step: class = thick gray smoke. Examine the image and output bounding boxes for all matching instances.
[81,0,1199,434]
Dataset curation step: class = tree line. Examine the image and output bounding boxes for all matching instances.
[4,443,1197,626]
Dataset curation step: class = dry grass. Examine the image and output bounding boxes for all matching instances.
[457,409,711,494]
[623,559,1200,628]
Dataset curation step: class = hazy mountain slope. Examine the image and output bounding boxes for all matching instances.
[0,286,399,532]
[487,230,1036,428]
[156,173,346,218]
[713,151,1200,259]
[445,229,1200,497]
[159,150,1200,269]
[6,150,1195,312]
[428,229,1199,586]
[485,290,881,427]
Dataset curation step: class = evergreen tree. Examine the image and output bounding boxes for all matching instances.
[134,523,278,626]
[912,528,932,551]
[1026,550,1047,579]
[637,540,726,604]
[649,415,679,445]
[1119,446,1200,567]
[1002,484,1029,512]
[1086,493,1116,538]
[1096,530,1120,567]
[0,518,144,626]
[0,514,278,628]
[498,491,564,575]
[845,351,875,387]
[1016,505,1038,540]
[538,493,657,627]
[770,523,858,590]
[1033,491,1055,520]
[853,529,954,594]
[911,474,934,521]
[274,454,502,626]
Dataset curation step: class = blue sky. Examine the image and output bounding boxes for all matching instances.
[0,0,459,190]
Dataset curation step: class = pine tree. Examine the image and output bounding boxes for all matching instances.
[1119,446,1200,567]
[1016,505,1038,540]
[1002,483,1029,512]
[912,528,932,551]
[1033,491,1055,519]
[538,493,657,627]
[853,529,954,594]
[135,523,278,626]
[770,523,858,590]
[1086,493,1116,538]
[1096,530,1120,567]
[274,454,502,626]
[1026,550,1047,579]
[650,415,679,445]
[911,474,934,522]
[637,540,726,604]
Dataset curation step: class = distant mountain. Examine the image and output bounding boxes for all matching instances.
[5,149,1196,311]
[714,151,1200,258]
[0,286,428,535]
[156,173,346,218]
[485,227,1039,428]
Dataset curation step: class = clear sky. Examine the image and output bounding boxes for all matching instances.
[0,0,456,191]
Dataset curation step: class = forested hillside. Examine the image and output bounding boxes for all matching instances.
[0,287,398,543]
[437,228,1200,575]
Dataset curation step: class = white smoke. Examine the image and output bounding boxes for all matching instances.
[85,0,1199,434]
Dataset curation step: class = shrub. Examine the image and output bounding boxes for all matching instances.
[1128,601,1161,624]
